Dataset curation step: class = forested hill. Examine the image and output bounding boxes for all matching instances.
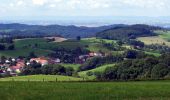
[96,24,161,41]
[0,23,125,38]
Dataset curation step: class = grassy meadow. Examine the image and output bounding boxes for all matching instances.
[0,75,83,82]
[155,30,170,41]
[137,30,170,47]
[59,63,81,71]
[0,81,170,100]
[0,37,126,57]
[0,38,90,57]
[137,36,170,46]
[78,64,115,80]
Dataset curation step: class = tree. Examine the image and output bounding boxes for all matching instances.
[41,65,53,75]
[117,40,123,46]
[0,44,5,50]
[125,50,138,59]
[8,44,15,50]
[76,36,81,41]
[151,63,169,79]
[102,67,117,80]
[65,67,74,76]
[52,65,66,75]
[0,56,6,64]
[28,52,37,58]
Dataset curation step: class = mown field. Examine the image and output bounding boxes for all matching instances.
[0,81,170,100]
[0,75,83,82]
[156,30,170,41]
[78,64,115,80]
[137,36,170,46]
[137,30,170,47]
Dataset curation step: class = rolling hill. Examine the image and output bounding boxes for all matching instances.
[96,24,161,41]
[0,23,125,38]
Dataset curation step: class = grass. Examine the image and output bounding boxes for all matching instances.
[155,30,170,41]
[137,36,170,46]
[145,51,161,57]
[82,38,117,52]
[137,30,170,47]
[0,75,83,82]
[0,38,91,57]
[82,37,116,44]
[87,43,110,52]
[0,81,170,100]
[59,63,81,71]
[78,64,115,80]
[0,48,54,57]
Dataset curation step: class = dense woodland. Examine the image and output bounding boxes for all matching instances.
[96,53,170,80]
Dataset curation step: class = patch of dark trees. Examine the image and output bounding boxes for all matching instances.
[144,44,170,53]
[79,55,124,71]
[21,61,75,76]
[95,52,170,81]
[0,44,15,50]
[48,47,90,63]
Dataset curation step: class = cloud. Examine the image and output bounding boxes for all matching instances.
[32,0,48,6]
[49,4,56,8]
[121,0,167,9]
[0,0,170,18]
[17,0,24,6]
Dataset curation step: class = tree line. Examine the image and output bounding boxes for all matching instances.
[96,53,170,81]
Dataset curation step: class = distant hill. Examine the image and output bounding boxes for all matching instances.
[0,23,125,38]
[96,24,161,41]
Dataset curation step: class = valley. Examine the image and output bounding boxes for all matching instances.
[1,24,170,100]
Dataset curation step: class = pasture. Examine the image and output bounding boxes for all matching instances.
[137,36,170,47]
[0,75,83,82]
[155,30,170,41]
[78,64,115,80]
[82,38,117,52]
[0,81,170,100]
[44,37,67,42]
[59,63,81,71]
[0,38,90,57]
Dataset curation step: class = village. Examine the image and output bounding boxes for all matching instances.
[0,52,104,76]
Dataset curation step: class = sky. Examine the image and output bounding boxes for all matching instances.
[0,0,170,24]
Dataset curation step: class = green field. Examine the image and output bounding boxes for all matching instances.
[155,30,170,41]
[145,51,161,57]
[78,64,115,80]
[0,48,54,57]
[82,38,117,52]
[0,75,83,82]
[0,38,91,57]
[137,30,170,47]
[0,81,170,100]
[59,63,81,71]
[82,37,116,44]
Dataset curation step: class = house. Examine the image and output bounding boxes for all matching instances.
[9,61,25,73]
[30,57,48,66]
[12,58,16,62]
[48,58,61,64]
[5,60,10,64]
[75,55,89,64]
[89,52,103,57]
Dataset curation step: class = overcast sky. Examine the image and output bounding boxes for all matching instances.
[0,0,170,20]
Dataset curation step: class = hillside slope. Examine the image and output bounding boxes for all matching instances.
[0,23,125,38]
[96,24,161,41]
